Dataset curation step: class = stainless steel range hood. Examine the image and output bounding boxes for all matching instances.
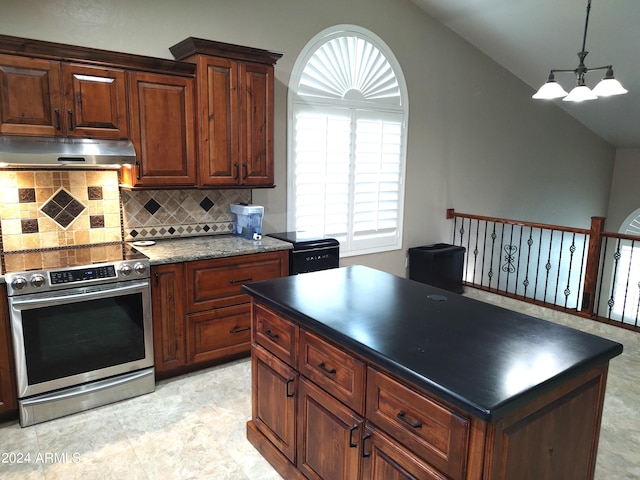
[0,136,136,168]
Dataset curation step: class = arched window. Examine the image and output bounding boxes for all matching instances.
[612,209,640,320]
[287,25,408,257]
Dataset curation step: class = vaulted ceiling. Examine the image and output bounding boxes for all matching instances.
[411,0,640,148]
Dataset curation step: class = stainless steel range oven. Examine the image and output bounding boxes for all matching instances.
[5,255,154,427]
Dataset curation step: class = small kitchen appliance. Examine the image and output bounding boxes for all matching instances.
[4,244,154,427]
[231,203,264,240]
[267,232,339,275]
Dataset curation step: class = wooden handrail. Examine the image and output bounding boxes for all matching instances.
[446,209,590,235]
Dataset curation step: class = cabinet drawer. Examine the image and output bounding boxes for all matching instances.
[299,330,365,415]
[253,303,297,367]
[366,368,469,480]
[186,252,287,312]
[186,303,252,364]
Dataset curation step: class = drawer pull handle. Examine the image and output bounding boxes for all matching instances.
[362,433,371,458]
[285,378,295,398]
[348,425,358,448]
[265,329,280,339]
[229,326,250,334]
[397,411,422,429]
[230,277,253,284]
[318,362,336,375]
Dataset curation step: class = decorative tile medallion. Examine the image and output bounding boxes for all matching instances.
[41,188,86,229]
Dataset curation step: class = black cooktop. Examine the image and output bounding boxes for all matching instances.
[2,242,147,274]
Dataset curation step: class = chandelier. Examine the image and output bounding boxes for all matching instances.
[532,0,627,102]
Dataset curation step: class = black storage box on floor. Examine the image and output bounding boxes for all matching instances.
[408,243,466,294]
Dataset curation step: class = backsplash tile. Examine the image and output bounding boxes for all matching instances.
[121,189,251,241]
[0,170,122,252]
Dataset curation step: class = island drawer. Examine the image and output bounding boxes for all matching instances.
[366,367,469,480]
[253,303,298,367]
[299,329,366,415]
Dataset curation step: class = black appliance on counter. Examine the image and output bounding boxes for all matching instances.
[267,232,339,275]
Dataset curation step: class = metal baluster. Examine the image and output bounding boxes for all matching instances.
[473,219,480,286]
[543,230,554,303]
[607,239,622,319]
[564,233,576,309]
[553,231,565,306]
[576,233,587,311]
[481,220,489,288]
[595,237,609,318]
[515,225,523,297]
[464,217,472,284]
[621,239,634,321]
[534,228,543,302]
[523,227,533,298]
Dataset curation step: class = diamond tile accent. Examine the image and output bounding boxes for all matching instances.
[200,196,215,212]
[144,199,161,215]
[40,188,86,229]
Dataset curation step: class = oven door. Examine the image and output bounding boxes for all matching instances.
[8,279,153,398]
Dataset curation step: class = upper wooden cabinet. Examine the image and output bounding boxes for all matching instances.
[170,38,282,188]
[0,54,128,139]
[124,71,197,187]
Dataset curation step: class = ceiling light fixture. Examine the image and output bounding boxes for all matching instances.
[532,0,627,102]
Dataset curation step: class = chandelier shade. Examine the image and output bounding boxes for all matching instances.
[532,0,627,102]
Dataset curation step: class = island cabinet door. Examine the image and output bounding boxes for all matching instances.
[362,424,448,480]
[252,344,297,463]
[297,376,363,480]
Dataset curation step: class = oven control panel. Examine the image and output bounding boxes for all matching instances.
[5,260,149,296]
[51,265,117,284]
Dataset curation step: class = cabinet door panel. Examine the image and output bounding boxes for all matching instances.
[197,56,238,185]
[0,285,17,415]
[252,344,297,462]
[151,264,186,372]
[186,303,251,364]
[0,54,61,136]
[128,71,196,186]
[62,64,128,139]
[362,425,447,480]
[240,62,274,186]
[297,377,363,480]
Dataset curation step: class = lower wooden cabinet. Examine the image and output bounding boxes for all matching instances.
[187,303,251,364]
[362,425,448,480]
[252,344,297,463]
[151,251,288,376]
[0,286,17,417]
[297,376,364,480]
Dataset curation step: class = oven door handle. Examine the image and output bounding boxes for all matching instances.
[9,281,149,310]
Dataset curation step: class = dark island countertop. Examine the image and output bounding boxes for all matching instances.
[242,265,623,421]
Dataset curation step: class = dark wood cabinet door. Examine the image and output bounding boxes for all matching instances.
[0,285,17,416]
[151,264,186,373]
[127,71,196,187]
[362,425,448,480]
[196,55,239,186]
[62,63,128,139]
[297,376,363,480]
[252,344,297,463]
[186,303,252,364]
[240,62,274,186]
[0,54,62,136]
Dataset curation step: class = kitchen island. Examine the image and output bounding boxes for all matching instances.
[243,265,623,480]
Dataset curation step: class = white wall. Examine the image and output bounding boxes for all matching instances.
[0,0,616,277]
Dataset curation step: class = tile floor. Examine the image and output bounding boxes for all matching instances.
[1,288,639,480]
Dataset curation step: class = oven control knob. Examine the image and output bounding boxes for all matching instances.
[11,276,27,290]
[30,274,46,288]
[134,262,147,275]
[120,264,133,276]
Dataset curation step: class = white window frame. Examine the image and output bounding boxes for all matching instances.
[287,25,408,257]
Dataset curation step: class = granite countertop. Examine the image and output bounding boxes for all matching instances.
[242,265,624,421]
[129,234,292,265]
